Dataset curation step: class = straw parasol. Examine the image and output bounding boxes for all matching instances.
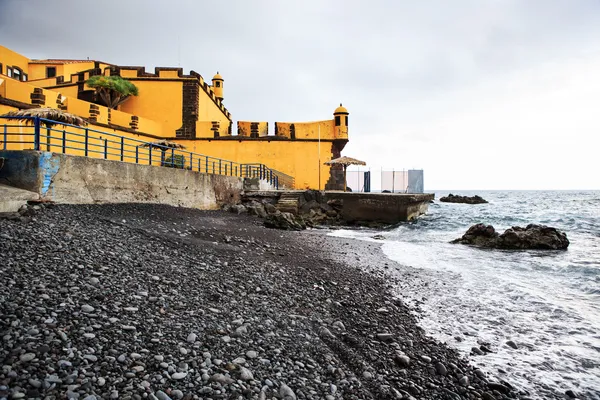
[139,140,186,150]
[324,156,366,192]
[3,107,88,127]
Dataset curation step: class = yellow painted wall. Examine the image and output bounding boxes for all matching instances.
[1,78,164,136]
[275,120,338,140]
[120,70,138,78]
[63,62,95,78]
[55,84,79,98]
[180,140,335,189]
[195,121,232,138]
[28,76,58,87]
[198,84,230,134]
[0,46,30,76]
[28,62,96,81]
[0,104,16,115]
[119,80,183,135]
[2,78,34,104]
[27,64,55,80]
[110,108,132,128]
[158,70,180,78]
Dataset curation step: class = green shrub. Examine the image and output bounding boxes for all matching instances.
[164,154,185,169]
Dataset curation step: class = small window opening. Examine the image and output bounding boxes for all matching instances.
[216,81,221,87]
[344,116,348,126]
[335,116,341,126]
[13,68,21,81]
[23,73,28,82]
[0,63,3,74]
[46,67,56,78]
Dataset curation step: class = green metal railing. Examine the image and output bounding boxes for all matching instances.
[0,116,294,189]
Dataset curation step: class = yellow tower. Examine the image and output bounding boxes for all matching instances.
[212,72,224,101]
[333,103,349,136]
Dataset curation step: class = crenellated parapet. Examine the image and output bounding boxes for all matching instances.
[104,66,230,121]
[237,121,268,138]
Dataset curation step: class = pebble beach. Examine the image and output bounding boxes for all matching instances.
[1,203,523,399]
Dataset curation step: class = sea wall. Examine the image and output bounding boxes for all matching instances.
[0,150,242,209]
[242,190,434,227]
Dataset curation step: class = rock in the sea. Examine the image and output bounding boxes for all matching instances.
[506,340,518,349]
[439,193,488,204]
[451,223,569,250]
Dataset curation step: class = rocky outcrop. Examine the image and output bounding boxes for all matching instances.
[229,191,345,230]
[452,223,570,250]
[264,212,306,231]
[440,194,488,204]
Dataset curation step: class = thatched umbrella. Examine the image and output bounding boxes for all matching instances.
[139,140,186,150]
[139,140,187,167]
[3,107,88,127]
[324,156,366,192]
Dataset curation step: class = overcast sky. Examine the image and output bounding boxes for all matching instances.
[1,0,599,190]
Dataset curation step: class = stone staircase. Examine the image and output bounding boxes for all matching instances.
[276,192,303,214]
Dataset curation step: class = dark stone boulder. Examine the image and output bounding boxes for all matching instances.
[451,223,569,250]
[299,200,321,214]
[245,201,267,218]
[228,204,247,214]
[327,199,343,211]
[264,202,278,215]
[440,194,488,204]
[264,212,306,231]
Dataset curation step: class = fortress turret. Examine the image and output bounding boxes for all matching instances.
[333,103,348,136]
[334,103,348,125]
[212,72,224,101]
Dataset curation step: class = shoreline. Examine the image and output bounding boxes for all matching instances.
[1,203,522,399]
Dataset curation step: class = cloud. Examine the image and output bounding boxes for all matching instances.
[1,0,599,189]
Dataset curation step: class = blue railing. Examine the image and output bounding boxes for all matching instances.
[0,116,294,189]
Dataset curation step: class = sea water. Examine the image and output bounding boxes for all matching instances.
[330,191,600,399]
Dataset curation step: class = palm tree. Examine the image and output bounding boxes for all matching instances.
[86,75,139,109]
[3,107,88,127]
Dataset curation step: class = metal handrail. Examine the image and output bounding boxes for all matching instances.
[0,116,295,189]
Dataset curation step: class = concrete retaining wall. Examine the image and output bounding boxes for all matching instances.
[0,151,242,209]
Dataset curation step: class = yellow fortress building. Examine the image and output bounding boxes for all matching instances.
[0,45,349,190]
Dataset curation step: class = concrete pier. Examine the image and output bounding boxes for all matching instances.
[244,190,435,225]
[324,191,434,223]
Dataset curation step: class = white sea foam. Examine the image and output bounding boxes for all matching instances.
[331,191,600,399]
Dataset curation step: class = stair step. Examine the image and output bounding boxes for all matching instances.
[275,192,301,214]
